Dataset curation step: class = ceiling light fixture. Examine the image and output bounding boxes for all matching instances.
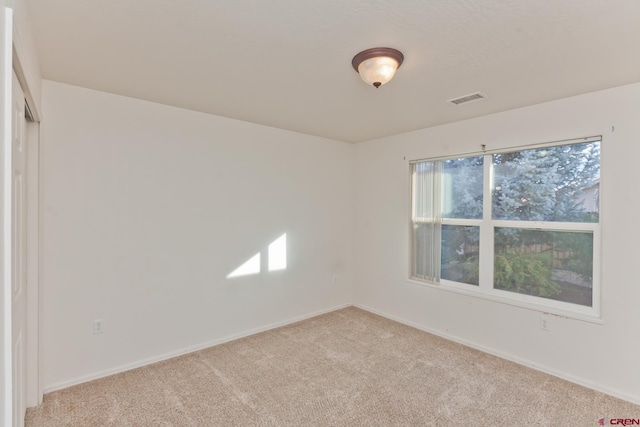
[352,47,404,88]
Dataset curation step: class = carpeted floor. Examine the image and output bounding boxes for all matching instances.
[26,307,640,426]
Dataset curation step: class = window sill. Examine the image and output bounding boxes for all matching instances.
[405,278,604,325]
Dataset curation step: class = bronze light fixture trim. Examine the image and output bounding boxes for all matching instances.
[352,47,404,88]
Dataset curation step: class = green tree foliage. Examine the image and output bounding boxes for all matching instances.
[494,250,559,297]
[441,141,599,296]
[491,142,599,295]
[440,225,479,285]
[439,157,483,284]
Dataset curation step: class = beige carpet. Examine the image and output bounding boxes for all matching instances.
[26,307,639,426]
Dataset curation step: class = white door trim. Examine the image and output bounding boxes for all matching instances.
[11,67,27,427]
[25,117,39,406]
[2,4,42,423]
[1,6,15,425]
[10,1,42,408]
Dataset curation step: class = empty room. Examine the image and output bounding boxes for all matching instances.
[2,0,640,426]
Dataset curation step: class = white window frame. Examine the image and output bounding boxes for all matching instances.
[409,136,601,321]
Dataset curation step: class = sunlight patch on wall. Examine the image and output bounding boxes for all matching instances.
[268,233,287,271]
[226,253,261,278]
[226,233,287,279]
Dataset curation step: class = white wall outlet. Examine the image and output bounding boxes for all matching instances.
[332,274,337,284]
[540,315,550,332]
[93,319,104,334]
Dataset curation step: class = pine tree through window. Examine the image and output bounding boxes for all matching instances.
[410,137,601,317]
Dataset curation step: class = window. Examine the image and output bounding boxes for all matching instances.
[410,137,601,317]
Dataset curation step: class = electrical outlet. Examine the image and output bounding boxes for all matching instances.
[540,315,550,332]
[93,319,104,334]
[332,274,337,284]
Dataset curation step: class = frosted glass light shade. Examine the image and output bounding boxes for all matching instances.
[358,57,399,87]
[352,47,404,88]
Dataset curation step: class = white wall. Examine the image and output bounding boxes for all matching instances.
[40,80,355,391]
[354,82,640,404]
[40,76,640,404]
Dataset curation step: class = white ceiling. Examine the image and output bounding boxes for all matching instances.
[26,0,640,143]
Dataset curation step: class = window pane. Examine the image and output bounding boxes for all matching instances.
[492,141,600,222]
[494,228,593,307]
[443,156,483,219]
[441,225,479,286]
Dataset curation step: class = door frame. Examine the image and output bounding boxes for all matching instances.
[25,103,39,407]
[1,5,15,425]
[1,2,42,423]
[12,10,42,408]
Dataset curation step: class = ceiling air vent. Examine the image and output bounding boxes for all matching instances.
[448,92,486,105]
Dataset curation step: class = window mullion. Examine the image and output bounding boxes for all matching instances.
[434,160,443,282]
[491,220,598,232]
[479,153,493,290]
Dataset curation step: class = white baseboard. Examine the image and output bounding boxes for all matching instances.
[43,303,351,394]
[353,303,640,406]
[44,301,640,407]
